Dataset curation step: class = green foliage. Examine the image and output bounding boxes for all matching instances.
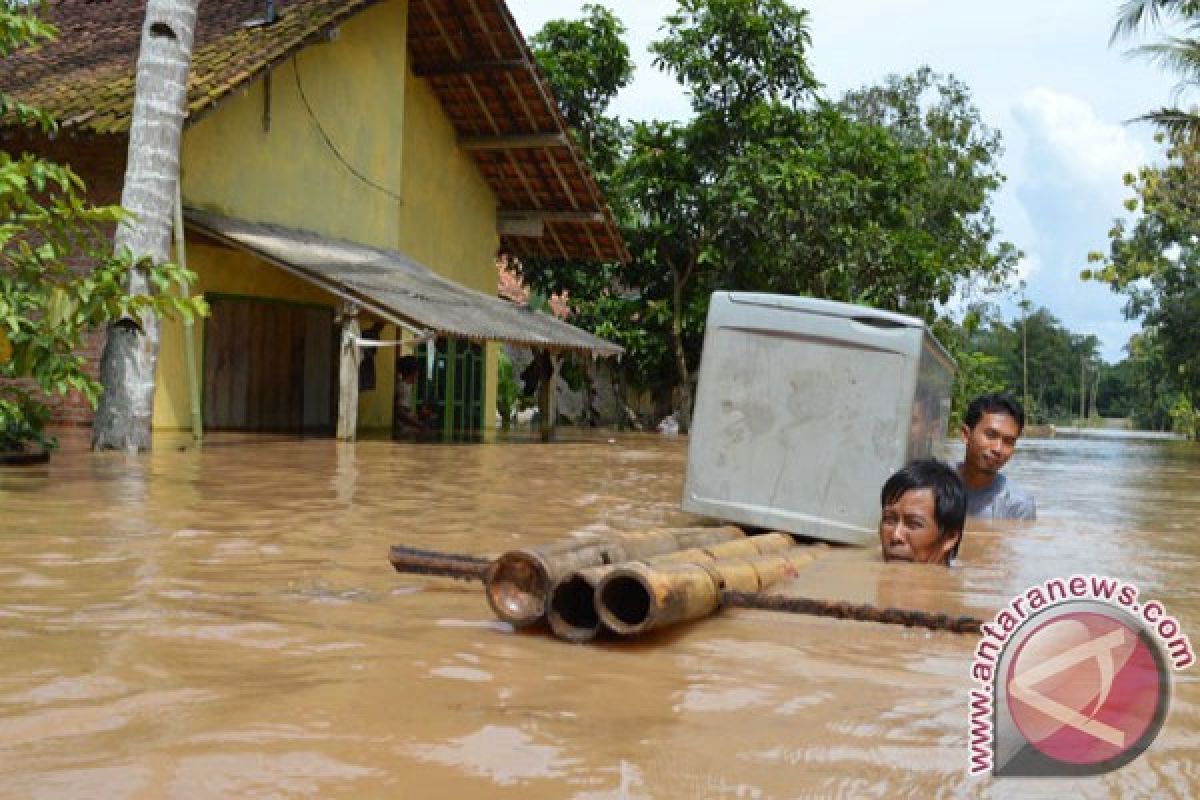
[1112,1,1200,138]
[1,2,207,451]
[496,349,518,430]
[529,4,632,171]
[933,311,1007,429]
[1089,133,1199,430]
[1168,393,1198,438]
[524,3,1017,419]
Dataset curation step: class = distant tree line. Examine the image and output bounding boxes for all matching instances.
[935,303,1166,430]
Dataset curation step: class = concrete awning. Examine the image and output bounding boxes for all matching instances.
[185,210,623,357]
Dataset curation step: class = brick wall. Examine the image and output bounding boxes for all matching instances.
[1,130,128,428]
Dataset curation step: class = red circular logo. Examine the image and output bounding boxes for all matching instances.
[1005,611,1164,766]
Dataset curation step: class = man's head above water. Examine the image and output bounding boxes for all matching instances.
[960,393,1025,489]
[878,459,966,566]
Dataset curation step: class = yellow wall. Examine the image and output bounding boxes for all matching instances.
[181,1,407,249]
[396,69,500,430]
[159,0,502,435]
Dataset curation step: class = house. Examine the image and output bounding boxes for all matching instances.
[0,0,625,439]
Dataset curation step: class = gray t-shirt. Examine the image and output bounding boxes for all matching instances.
[962,470,1036,520]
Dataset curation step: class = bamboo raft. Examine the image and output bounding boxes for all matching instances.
[388,527,983,640]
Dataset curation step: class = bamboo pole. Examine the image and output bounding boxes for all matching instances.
[484,525,744,627]
[173,180,202,441]
[547,532,797,643]
[596,549,817,637]
[388,543,984,634]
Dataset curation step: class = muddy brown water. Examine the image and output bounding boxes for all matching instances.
[1,431,1197,798]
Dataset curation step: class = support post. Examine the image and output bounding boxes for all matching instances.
[336,302,361,441]
[538,351,560,442]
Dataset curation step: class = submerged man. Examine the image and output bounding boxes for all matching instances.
[878,459,965,566]
[959,393,1036,520]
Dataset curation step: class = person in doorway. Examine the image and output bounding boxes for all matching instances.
[394,355,432,434]
[958,393,1036,520]
[878,459,966,566]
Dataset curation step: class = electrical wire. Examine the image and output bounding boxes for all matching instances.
[291,56,403,203]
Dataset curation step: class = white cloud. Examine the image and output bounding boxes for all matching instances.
[1013,254,1041,284]
[1012,88,1145,188]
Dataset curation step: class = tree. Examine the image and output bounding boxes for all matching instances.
[1087,132,1200,435]
[1,1,202,453]
[528,3,632,175]
[524,2,1017,429]
[931,307,1007,428]
[1112,0,1200,139]
[93,0,200,452]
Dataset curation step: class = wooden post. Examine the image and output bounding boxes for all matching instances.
[336,302,361,441]
[538,351,560,442]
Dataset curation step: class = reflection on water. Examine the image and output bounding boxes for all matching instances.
[0,430,1197,798]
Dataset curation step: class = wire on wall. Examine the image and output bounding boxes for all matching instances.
[291,56,403,203]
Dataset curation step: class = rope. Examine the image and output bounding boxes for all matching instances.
[388,544,985,634]
[722,591,983,634]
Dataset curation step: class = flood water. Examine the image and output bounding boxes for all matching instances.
[1,430,1198,798]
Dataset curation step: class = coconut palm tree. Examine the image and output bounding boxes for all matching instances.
[93,0,200,452]
[1113,0,1200,138]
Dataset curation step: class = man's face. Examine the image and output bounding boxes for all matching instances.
[878,487,959,565]
[961,411,1021,477]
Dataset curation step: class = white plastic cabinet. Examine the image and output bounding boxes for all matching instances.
[682,292,956,545]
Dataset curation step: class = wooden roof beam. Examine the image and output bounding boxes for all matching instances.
[499,210,605,224]
[460,132,569,151]
[412,58,527,77]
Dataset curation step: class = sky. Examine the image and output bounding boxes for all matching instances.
[507,0,1182,362]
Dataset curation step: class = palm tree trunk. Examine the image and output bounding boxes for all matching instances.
[93,0,199,452]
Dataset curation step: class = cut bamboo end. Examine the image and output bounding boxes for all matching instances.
[484,552,551,627]
[546,567,607,643]
[596,548,819,637]
[485,526,746,627]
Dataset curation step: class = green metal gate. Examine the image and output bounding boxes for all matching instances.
[414,337,484,439]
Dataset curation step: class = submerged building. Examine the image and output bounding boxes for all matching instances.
[0,0,625,439]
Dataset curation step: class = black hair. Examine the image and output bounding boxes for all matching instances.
[963,392,1025,433]
[397,355,420,378]
[881,458,966,542]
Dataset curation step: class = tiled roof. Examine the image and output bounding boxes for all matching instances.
[0,0,380,134]
[0,0,627,264]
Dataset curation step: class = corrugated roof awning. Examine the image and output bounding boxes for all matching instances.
[185,210,623,358]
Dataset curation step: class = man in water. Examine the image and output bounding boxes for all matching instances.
[958,393,1036,520]
[878,459,965,566]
